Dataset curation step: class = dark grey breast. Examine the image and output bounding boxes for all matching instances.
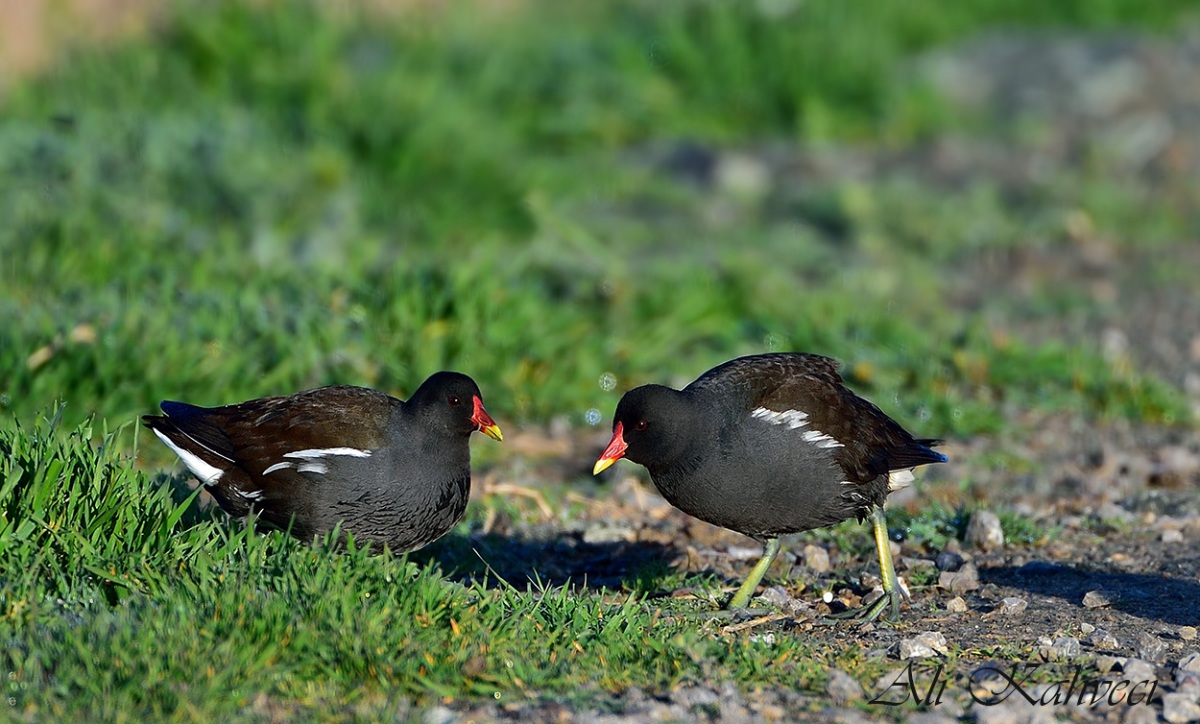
[670,353,946,536]
[143,385,473,552]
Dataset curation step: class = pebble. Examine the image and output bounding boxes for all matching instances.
[1162,528,1184,543]
[581,525,636,544]
[1181,626,1197,641]
[898,631,949,659]
[904,713,959,724]
[1162,693,1200,724]
[758,585,809,616]
[817,707,875,724]
[1039,636,1081,661]
[1087,628,1119,650]
[673,685,719,710]
[971,696,1058,724]
[1175,661,1200,693]
[1121,657,1158,684]
[1136,631,1169,663]
[946,596,968,613]
[1123,705,1162,724]
[1080,622,1095,634]
[803,544,831,573]
[938,563,980,593]
[997,597,1028,615]
[965,510,1005,551]
[824,668,864,703]
[935,551,965,572]
[422,705,456,724]
[1082,589,1116,608]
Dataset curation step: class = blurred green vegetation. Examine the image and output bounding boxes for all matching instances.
[2,0,1193,442]
[2,0,1198,716]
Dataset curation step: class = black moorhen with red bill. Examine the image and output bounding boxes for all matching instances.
[593,353,947,622]
[143,372,503,553]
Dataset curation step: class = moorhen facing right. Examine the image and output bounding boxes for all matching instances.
[144,371,503,553]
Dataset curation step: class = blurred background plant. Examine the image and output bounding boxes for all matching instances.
[2,0,1198,717]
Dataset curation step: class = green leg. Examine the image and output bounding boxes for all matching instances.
[827,505,906,623]
[728,537,781,609]
[871,504,903,622]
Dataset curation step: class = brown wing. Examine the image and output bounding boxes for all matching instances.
[692,353,944,483]
[153,385,393,476]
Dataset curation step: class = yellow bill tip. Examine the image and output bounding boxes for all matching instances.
[592,457,617,476]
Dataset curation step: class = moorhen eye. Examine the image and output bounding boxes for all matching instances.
[142,370,502,556]
[592,352,947,622]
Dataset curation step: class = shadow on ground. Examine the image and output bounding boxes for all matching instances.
[413,531,687,594]
[981,561,1200,627]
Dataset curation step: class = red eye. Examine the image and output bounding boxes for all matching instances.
[448,395,462,407]
[633,419,649,431]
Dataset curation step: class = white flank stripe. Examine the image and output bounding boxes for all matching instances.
[283,447,372,460]
[153,429,224,485]
[297,462,328,475]
[750,407,810,429]
[262,461,294,475]
[243,490,264,501]
[801,429,844,449]
[888,469,915,491]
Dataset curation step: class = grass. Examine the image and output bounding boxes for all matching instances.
[2,0,1198,717]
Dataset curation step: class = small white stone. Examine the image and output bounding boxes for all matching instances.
[965,510,1005,552]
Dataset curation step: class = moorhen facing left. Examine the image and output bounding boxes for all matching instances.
[594,353,947,621]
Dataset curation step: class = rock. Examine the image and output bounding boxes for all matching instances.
[816,707,875,724]
[726,545,766,561]
[938,563,980,593]
[1080,622,1095,634]
[935,551,964,572]
[824,668,864,703]
[581,525,636,544]
[998,597,1027,615]
[1123,704,1161,724]
[1136,631,1169,663]
[1179,652,1200,672]
[1180,626,1197,641]
[946,596,968,613]
[803,544,831,573]
[965,510,1005,551]
[1175,664,1200,694]
[904,713,959,724]
[1121,657,1158,684]
[758,585,810,616]
[898,631,949,659]
[673,685,719,710]
[1087,628,1119,650]
[1040,636,1082,661]
[1162,529,1184,543]
[971,695,1057,724]
[1082,589,1117,608]
[1096,501,1137,524]
[1163,693,1200,723]
[422,705,456,724]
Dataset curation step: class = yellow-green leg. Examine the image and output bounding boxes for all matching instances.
[728,537,781,609]
[870,504,903,622]
[830,505,905,622]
